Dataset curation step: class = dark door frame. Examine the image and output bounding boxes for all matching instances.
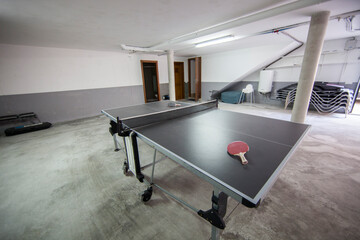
[174,61,185,100]
[188,57,201,101]
[140,60,160,103]
[188,58,193,99]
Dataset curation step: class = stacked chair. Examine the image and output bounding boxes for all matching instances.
[277,82,354,116]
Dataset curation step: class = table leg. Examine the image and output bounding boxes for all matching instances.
[150,149,157,184]
[211,225,220,240]
[112,133,120,151]
[211,188,220,240]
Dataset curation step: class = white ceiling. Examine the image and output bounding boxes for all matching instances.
[0,0,359,57]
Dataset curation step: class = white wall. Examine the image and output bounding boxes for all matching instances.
[0,44,189,96]
[0,44,137,95]
[200,37,360,86]
[5,38,356,98]
[253,37,360,84]
[201,43,291,83]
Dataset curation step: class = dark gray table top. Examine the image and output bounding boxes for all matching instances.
[102,101,310,204]
[102,101,192,122]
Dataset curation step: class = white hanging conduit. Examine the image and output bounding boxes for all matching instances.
[121,8,360,55]
[183,9,360,55]
[210,10,360,99]
[120,44,166,54]
[344,15,360,32]
[212,14,357,98]
[121,0,330,53]
[150,0,329,50]
[211,31,304,100]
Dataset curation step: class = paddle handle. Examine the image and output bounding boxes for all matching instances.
[239,152,248,165]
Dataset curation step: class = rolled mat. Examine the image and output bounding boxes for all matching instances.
[5,122,52,136]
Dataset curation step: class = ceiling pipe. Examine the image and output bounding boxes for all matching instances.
[172,23,304,55]
[262,31,304,69]
[120,44,166,54]
[251,10,360,35]
[149,0,329,50]
[174,10,360,55]
[120,8,360,55]
[211,37,303,99]
[279,31,303,44]
[333,10,360,21]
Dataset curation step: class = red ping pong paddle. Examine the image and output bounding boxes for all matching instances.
[227,141,249,165]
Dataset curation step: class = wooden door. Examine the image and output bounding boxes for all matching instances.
[174,62,185,100]
[141,60,160,103]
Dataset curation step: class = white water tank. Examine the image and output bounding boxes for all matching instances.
[258,70,274,94]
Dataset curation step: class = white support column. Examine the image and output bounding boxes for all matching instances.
[167,50,176,101]
[291,11,330,123]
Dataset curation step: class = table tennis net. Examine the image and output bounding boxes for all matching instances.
[121,100,218,129]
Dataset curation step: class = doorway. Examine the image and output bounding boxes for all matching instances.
[141,60,160,103]
[174,62,185,100]
[188,57,201,101]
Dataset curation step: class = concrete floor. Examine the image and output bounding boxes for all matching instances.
[0,102,359,240]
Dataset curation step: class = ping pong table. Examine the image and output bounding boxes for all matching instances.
[101,100,310,239]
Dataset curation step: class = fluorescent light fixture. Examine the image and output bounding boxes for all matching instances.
[195,35,235,48]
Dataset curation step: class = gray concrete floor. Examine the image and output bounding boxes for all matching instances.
[0,102,359,240]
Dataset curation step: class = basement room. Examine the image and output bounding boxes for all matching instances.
[0,0,359,240]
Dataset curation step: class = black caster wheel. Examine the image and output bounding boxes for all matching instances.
[122,161,128,175]
[141,187,153,202]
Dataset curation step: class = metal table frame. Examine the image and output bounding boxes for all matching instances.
[111,128,233,239]
[103,100,310,239]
